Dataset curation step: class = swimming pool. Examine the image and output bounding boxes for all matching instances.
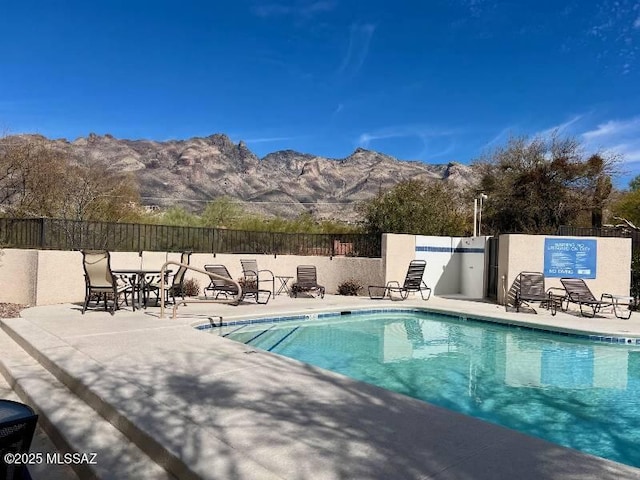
[206,309,640,468]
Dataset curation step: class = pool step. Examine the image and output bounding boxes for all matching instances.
[231,325,300,351]
[0,324,174,480]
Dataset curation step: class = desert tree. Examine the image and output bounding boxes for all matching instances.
[199,197,244,228]
[0,135,140,222]
[58,161,140,222]
[160,206,200,226]
[0,136,67,216]
[610,174,640,228]
[358,179,470,236]
[473,134,617,234]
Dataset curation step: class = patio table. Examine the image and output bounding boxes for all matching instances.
[112,269,171,310]
[275,275,294,296]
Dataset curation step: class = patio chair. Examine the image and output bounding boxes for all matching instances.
[0,400,38,480]
[148,252,191,305]
[508,271,556,315]
[560,278,619,318]
[240,259,275,296]
[368,259,431,301]
[292,265,325,298]
[204,264,240,299]
[81,250,130,315]
[204,264,270,304]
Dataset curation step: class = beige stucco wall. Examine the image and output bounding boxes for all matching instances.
[185,254,384,297]
[0,249,38,305]
[382,234,416,285]
[36,250,85,306]
[0,249,384,306]
[4,233,628,307]
[497,234,632,305]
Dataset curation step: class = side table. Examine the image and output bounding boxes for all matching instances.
[601,294,633,320]
[275,276,294,296]
[545,288,566,316]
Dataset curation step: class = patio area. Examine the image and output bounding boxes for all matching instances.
[2,294,640,480]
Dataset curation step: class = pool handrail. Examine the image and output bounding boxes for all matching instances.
[159,261,243,319]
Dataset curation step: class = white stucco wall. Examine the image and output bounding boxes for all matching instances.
[413,235,487,298]
[459,236,489,298]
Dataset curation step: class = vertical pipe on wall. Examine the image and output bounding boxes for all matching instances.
[473,199,478,237]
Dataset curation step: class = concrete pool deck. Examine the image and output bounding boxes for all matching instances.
[1,294,640,479]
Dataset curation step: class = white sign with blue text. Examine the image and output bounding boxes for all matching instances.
[543,238,597,279]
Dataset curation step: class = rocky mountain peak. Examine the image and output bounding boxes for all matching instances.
[0,133,479,220]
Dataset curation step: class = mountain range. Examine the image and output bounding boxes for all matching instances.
[6,133,478,221]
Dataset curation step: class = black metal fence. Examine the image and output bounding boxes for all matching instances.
[0,217,382,258]
[557,225,639,303]
[557,225,640,250]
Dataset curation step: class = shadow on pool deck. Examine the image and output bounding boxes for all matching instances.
[2,294,640,479]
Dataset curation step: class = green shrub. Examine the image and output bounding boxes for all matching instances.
[337,279,362,296]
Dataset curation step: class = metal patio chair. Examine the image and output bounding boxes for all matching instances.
[240,259,275,296]
[148,252,191,305]
[204,264,270,304]
[368,259,431,301]
[292,265,325,298]
[560,278,621,318]
[81,250,130,315]
[509,271,556,315]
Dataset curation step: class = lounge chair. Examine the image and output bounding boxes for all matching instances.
[509,271,556,315]
[204,264,271,304]
[560,278,622,318]
[204,264,240,299]
[240,259,275,295]
[81,250,130,314]
[292,265,325,298]
[148,252,191,305]
[368,260,431,301]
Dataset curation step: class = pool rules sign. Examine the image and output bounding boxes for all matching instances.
[543,238,597,279]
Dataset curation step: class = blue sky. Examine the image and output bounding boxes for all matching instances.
[2,0,640,187]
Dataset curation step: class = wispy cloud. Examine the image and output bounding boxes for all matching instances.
[357,124,456,159]
[243,136,298,144]
[581,116,640,163]
[337,23,376,79]
[251,1,335,19]
[582,117,640,140]
[535,114,585,139]
[482,126,516,150]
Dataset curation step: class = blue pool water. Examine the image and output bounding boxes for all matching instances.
[213,310,640,468]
